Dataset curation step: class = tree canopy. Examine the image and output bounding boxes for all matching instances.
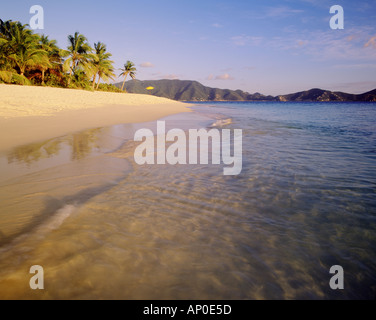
[0,18,134,93]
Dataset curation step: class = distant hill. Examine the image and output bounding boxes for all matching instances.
[114,79,376,102]
[114,79,274,101]
[277,88,376,102]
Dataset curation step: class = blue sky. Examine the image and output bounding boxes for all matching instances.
[1,0,376,95]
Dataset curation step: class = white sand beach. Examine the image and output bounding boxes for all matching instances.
[0,84,190,152]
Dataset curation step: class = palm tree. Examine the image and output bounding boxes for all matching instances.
[96,59,115,90]
[91,42,115,90]
[37,35,60,84]
[0,19,13,67]
[62,32,93,86]
[119,61,136,92]
[0,22,10,71]
[0,20,49,77]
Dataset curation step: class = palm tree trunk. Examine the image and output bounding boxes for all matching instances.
[121,76,127,91]
[20,65,25,77]
[42,69,45,85]
[67,60,75,86]
[67,68,73,86]
[96,76,101,90]
[92,73,97,90]
[121,72,129,92]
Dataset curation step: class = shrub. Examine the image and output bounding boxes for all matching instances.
[0,70,13,83]
[96,83,123,93]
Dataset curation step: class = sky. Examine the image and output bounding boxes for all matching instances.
[1,0,376,95]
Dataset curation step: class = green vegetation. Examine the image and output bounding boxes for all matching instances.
[116,79,376,102]
[91,42,115,90]
[116,79,275,101]
[61,31,93,87]
[119,61,137,92]
[0,19,136,92]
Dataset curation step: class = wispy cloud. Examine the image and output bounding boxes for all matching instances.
[332,63,376,69]
[265,6,304,18]
[234,27,376,62]
[150,72,181,80]
[296,0,328,9]
[159,74,180,80]
[212,23,222,28]
[217,73,234,80]
[231,35,263,46]
[364,35,376,48]
[140,62,155,68]
[298,29,376,61]
[207,73,234,80]
[244,5,305,20]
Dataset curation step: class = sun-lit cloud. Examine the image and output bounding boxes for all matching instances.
[346,35,355,42]
[207,73,234,80]
[140,62,155,68]
[364,36,376,49]
[302,29,376,60]
[245,27,376,61]
[215,73,234,80]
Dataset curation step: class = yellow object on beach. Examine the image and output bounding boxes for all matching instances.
[146,86,154,90]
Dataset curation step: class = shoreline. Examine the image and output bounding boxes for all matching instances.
[0,84,191,153]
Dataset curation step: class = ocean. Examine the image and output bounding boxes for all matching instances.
[0,101,375,299]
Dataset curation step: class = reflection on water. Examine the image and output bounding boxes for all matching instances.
[7,139,62,165]
[0,123,140,252]
[69,128,102,161]
[7,128,103,165]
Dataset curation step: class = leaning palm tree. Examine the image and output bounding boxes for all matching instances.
[61,32,93,86]
[119,61,136,92]
[95,59,115,90]
[91,42,115,90]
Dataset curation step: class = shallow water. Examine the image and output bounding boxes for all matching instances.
[0,102,375,299]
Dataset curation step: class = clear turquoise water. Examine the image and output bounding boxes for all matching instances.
[0,102,375,299]
[191,101,376,299]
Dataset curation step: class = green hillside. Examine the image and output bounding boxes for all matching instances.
[114,79,376,102]
[277,88,376,102]
[114,79,274,101]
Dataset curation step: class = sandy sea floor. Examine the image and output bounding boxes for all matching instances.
[0,90,375,300]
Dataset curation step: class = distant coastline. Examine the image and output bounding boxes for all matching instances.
[117,79,376,103]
